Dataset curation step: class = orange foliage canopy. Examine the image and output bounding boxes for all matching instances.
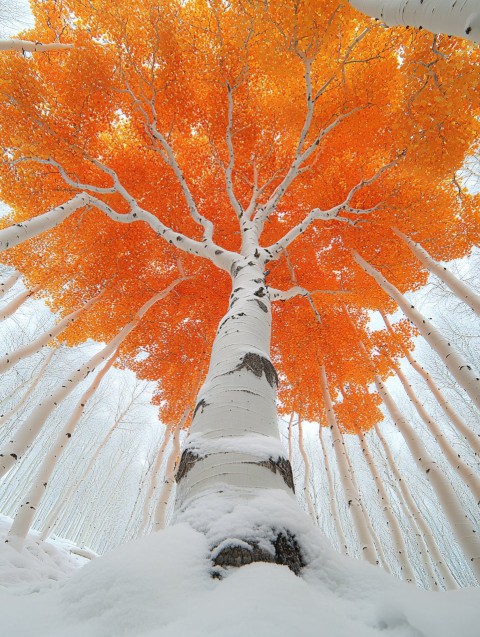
[0,0,478,432]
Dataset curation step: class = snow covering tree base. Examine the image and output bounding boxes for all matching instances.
[2,513,480,636]
[174,489,306,577]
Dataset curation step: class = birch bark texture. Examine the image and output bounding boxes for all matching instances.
[348,0,480,40]
[375,375,480,582]
[354,251,480,411]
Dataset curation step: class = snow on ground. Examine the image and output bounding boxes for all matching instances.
[0,511,479,637]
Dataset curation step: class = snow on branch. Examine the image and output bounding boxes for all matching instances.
[269,286,352,302]
[348,0,479,41]
[0,39,73,53]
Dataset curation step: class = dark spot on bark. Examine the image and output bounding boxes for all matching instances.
[66,433,71,438]
[466,26,472,34]
[215,250,224,255]
[253,278,263,284]
[212,531,304,576]
[10,453,17,460]
[254,248,260,258]
[250,298,268,313]
[193,398,209,419]
[257,457,295,492]
[254,287,266,298]
[176,450,201,482]
[230,352,278,387]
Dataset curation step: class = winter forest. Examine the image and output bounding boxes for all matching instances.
[0,0,479,635]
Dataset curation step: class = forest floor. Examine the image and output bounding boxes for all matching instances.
[0,513,479,636]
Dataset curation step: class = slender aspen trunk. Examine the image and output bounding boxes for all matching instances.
[138,427,172,535]
[0,293,101,375]
[0,286,39,322]
[173,257,301,573]
[354,251,480,411]
[0,194,90,252]
[318,424,348,555]
[297,416,317,522]
[358,432,416,583]
[39,438,99,540]
[288,412,294,465]
[374,423,449,590]
[381,310,480,456]
[0,348,56,428]
[319,366,379,565]
[40,401,134,541]
[375,375,480,582]
[0,272,21,298]
[7,349,120,541]
[395,365,480,503]
[343,432,391,573]
[153,425,183,530]
[392,228,480,317]
[0,279,184,478]
[0,39,73,52]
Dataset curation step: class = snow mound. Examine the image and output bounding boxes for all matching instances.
[0,514,87,594]
[0,511,479,636]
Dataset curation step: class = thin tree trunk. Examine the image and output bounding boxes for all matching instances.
[319,366,379,566]
[0,39,73,52]
[137,427,172,535]
[0,194,89,252]
[0,272,21,298]
[375,375,480,582]
[0,348,56,428]
[395,365,480,504]
[153,423,183,530]
[0,277,185,478]
[392,228,480,317]
[354,251,480,411]
[7,349,120,541]
[297,416,317,522]
[358,432,416,583]
[380,310,480,456]
[0,285,40,322]
[318,424,349,555]
[343,432,391,573]
[0,293,101,375]
[374,423,456,589]
[288,412,294,465]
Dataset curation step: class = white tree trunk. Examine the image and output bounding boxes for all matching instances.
[318,424,349,555]
[348,0,480,41]
[375,375,480,582]
[297,416,317,522]
[0,39,73,52]
[288,412,294,465]
[393,228,480,317]
[358,432,416,583]
[380,310,480,456]
[319,366,379,566]
[0,348,56,428]
[0,272,21,298]
[172,257,301,571]
[0,293,101,375]
[395,365,480,504]
[138,427,172,535]
[0,194,89,252]
[7,349,120,541]
[0,286,39,322]
[153,424,183,530]
[0,278,184,478]
[354,251,480,411]
[374,423,456,590]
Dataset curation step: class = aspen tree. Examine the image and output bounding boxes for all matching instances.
[375,375,480,582]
